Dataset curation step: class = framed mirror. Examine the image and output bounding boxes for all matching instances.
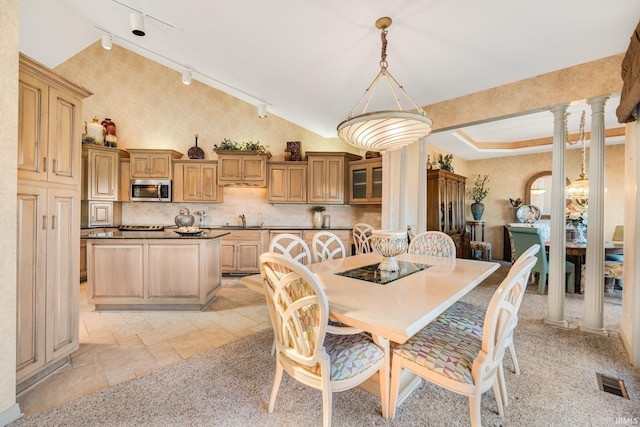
[525,171,570,219]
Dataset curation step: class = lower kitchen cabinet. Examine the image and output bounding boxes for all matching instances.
[303,229,353,256]
[17,184,80,391]
[220,229,268,274]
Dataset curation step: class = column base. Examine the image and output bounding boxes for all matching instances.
[579,325,609,336]
[543,318,569,328]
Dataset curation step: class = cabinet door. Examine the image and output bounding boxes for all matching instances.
[182,164,201,201]
[219,156,242,181]
[89,150,118,200]
[47,86,82,186]
[220,243,236,272]
[325,157,344,203]
[349,165,368,202]
[118,159,130,202]
[149,154,171,178]
[287,165,307,202]
[200,163,219,201]
[88,201,113,227]
[130,155,150,178]
[80,238,87,282]
[46,188,79,362]
[370,164,383,201]
[237,243,260,272]
[18,73,49,182]
[241,157,265,182]
[267,164,287,203]
[307,158,327,203]
[16,184,47,381]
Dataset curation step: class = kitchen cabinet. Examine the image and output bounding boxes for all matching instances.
[220,229,268,273]
[427,169,470,258]
[127,149,183,179]
[119,158,130,202]
[18,56,89,186]
[81,146,127,228]
[173,160,222,203]
[17,184,80,389]
[216,151,268,186]
[82,200,122,228]
[348,157,382,204]
[307,152,361,204]
[267,161,307,203]
[16,54,90,391]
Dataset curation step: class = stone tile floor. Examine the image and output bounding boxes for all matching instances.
[16,278,270,416]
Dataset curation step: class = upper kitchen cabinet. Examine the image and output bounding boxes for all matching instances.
[307,152,361,204]
[173,160,222,202]
[127,149,183,179]
[118,158,130,202]
[18,54,91,186]
[82,145,128,201]
[267,161,307,203]
[348,157,382,204]
[216,151,268,186]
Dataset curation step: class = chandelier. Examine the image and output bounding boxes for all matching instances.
[566,110,589,201]
[337,17,433,152]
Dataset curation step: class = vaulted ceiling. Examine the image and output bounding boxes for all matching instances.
[19,0,640,159]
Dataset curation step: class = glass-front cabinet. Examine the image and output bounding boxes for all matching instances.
[348,157,382,204]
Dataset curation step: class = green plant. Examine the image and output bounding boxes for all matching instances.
[468,174,490,203]
[436,153,454,172]
[310,205,326,213]
[213,138,270,155]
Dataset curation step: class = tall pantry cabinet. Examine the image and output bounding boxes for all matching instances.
[16,54,91,391]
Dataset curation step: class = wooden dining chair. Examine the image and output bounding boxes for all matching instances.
[269,233,312,265]
[259,252,388,427]
[352,223,374,255]
[312,231,346,262]
[389,256,537,426]
[408,231,456,257]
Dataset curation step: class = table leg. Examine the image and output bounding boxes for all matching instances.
[567,254,583,293]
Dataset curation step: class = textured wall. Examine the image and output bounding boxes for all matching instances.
[0,0,19,417]
[54,42,381,227]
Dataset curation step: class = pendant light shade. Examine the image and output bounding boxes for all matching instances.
[337,17,432,152]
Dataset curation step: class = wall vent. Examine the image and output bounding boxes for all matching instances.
[596,373,629,399]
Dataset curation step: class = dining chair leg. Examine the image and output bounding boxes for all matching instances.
[321,364,332,427]
[492,381,504,416]
[388,357,403,419]
[268,361,284,413]
[497,362,508,408]
[468,395,482,427]
[508,343,520,375]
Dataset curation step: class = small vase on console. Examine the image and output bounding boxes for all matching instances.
[573,223,587,244]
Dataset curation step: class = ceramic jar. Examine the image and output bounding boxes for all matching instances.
[175,208,195,227]
[86,117,105,145]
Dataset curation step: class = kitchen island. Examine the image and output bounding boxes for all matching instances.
[85,230,229,310]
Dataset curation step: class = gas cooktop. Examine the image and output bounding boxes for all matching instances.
[118,225,165,231]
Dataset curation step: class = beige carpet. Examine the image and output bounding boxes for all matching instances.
[10,267,640,427]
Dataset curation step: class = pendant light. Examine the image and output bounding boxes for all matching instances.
[337,17,433,152]
[566,110,589,201]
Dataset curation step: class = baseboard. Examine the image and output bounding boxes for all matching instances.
[0,403,23,426]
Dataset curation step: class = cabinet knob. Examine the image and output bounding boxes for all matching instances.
[42,215,47,230]
[42,157,47,172]
[51,215,57,230]
[52,159,57,173]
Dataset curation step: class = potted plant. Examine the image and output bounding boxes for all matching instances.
[310,205,326,228]
[436,153,454,172]
[213,138,272,158]
[467,174,490,220]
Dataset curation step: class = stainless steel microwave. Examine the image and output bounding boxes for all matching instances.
[130,179,172,202]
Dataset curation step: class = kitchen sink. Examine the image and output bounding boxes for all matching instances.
[220,225,264,229]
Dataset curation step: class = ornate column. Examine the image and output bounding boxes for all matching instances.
[581,96,609,335]
[398,146,409,233]
[381,149,403,230]
[545,104,569,327]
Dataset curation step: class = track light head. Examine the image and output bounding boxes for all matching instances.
[130,13,145,36]
[182,69,192,85]
[101,34,112,50]
[258,103,268,119]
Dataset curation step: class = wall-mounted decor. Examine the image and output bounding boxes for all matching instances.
[286,141,302,161]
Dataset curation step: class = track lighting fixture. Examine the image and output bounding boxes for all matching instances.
[182,69,192,85]
[258,103,268,119]
[101,34,112,50]
[130,12,145,36]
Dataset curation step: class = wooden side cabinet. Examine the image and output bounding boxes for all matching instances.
[173,160,222,202]
[267,161,307,203]
[427,169,470,258]
[348,157,382,204]
[127,149,183,179]
[307,152,361,204]
[216,151,268,186]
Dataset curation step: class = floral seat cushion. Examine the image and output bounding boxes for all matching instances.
[296,332,384,381]
[393,322,482,384]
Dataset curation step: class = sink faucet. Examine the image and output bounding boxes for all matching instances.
[239,214,246,228]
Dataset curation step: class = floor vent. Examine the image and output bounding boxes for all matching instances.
[596,373,629,399]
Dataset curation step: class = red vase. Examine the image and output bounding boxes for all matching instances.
[101,118,116,136]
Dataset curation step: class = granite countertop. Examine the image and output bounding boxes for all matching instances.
[84,230,230,239]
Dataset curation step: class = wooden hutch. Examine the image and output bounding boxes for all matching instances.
[427,169,470,258]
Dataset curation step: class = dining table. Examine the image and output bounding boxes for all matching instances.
[241,251,500,418]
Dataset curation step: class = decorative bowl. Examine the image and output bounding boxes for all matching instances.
[370,230,408,272]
